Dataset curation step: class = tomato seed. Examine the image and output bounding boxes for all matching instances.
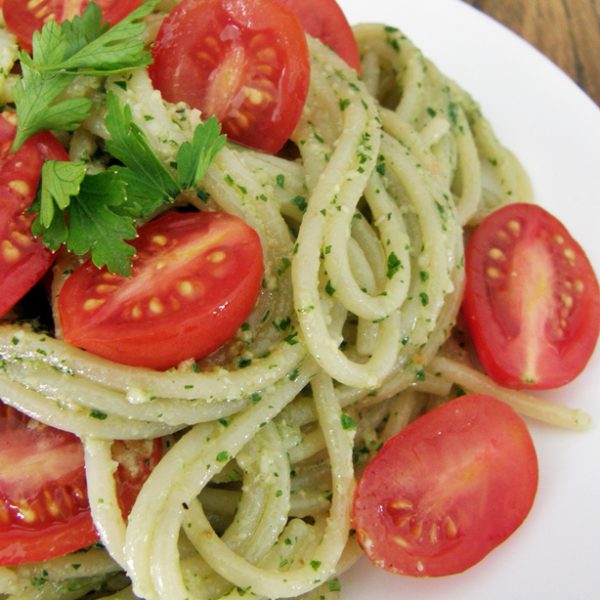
[410,520,423,538]
[389,499,413,511]
[177,280,194,297]
[488,247,506,261]
[17,500,37,523]
[486,266,502,279]
[149,297,164,314]
[2,240,20,263]
[83,298,105,311]
[96,284,117,294]
[507,219,521,236]
[11,230,31,246]
[563,248,576,264]
[207,250,226,263]
[152,234,168,246]
[8,179,30,196]
[391,536,409,548]
[444,515,459,539]
[429,523,440,544]
[43,490,61,518]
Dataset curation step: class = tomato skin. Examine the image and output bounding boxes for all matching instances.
[352,394,538,577]
[277,0,361,71]
[0,402,162,566]
[2,0,140,52]
[0,113,68,317]
[149,0,310,153]
[463,203,600,389]
[58,211,264,370]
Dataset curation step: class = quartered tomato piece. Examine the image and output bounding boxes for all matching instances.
[0,401,161,566]
[352,394,538,577]
[149,0,310,153]
[2,0,140,52]
[463,203,600,389]
[0,112,68,317]
[58,211,264,370]
[278,0,361,71]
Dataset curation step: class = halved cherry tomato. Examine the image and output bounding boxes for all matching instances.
[58,211,264,370]
[352,394,538,577]
[149,0,310,153]
[0,401,161,566]
[2,0,140,53]
[0,112,68,317]
[278,0,361,71]
[463,203,600,389]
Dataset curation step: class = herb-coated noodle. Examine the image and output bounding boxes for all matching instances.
[0,9,590,600]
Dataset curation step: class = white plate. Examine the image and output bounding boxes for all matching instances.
[337,1,600,599]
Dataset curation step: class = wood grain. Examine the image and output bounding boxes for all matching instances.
[461,0,600,105]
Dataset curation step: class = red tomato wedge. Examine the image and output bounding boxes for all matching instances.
[463,203,600,389]
[278,0,361,71]
[352,394,538,577]
[2,0,140,52]
[149,0,310,153]
[0,402,161,566]
[0,112,68,317]
[58,211,264,370]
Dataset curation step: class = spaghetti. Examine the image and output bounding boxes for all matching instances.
[0,11,591,600]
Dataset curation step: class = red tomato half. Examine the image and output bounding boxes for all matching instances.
[352,394,538,577]
[58,211,264,370]
[3,0,140,52]
[149,0,310,153]
[278,0,361,71]
[463,203,600,389]
[0,113,68,317]
[0,402,161,566]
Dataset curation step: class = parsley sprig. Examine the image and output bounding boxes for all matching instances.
[17,0,227,275]
[33,93,226,275]
[12,0,160,150]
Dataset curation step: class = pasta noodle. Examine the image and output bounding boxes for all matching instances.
[0,9,591,600]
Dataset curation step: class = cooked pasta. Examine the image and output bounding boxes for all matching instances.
[0,11,591,600]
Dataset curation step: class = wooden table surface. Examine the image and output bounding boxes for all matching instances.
[462,0,600,106]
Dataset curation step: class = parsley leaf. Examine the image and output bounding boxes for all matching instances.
[33,169,137,275]
[105,91,179,213]
[177,116,227,189]
[12,66,92,151]
[38,2,157,76]
[38,161,87,228]
[67,172,137,274]
[12,0,159,150]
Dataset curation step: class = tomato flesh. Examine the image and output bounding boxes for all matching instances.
[58,211,264,370]
[463,203,600,389]
[278,0,361,71]
[0,402,161,566]
[352,394,538,577]
[149,0,310,153]
[0,113,68,317]
[112,439,162,518]
[3,0,140,52]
